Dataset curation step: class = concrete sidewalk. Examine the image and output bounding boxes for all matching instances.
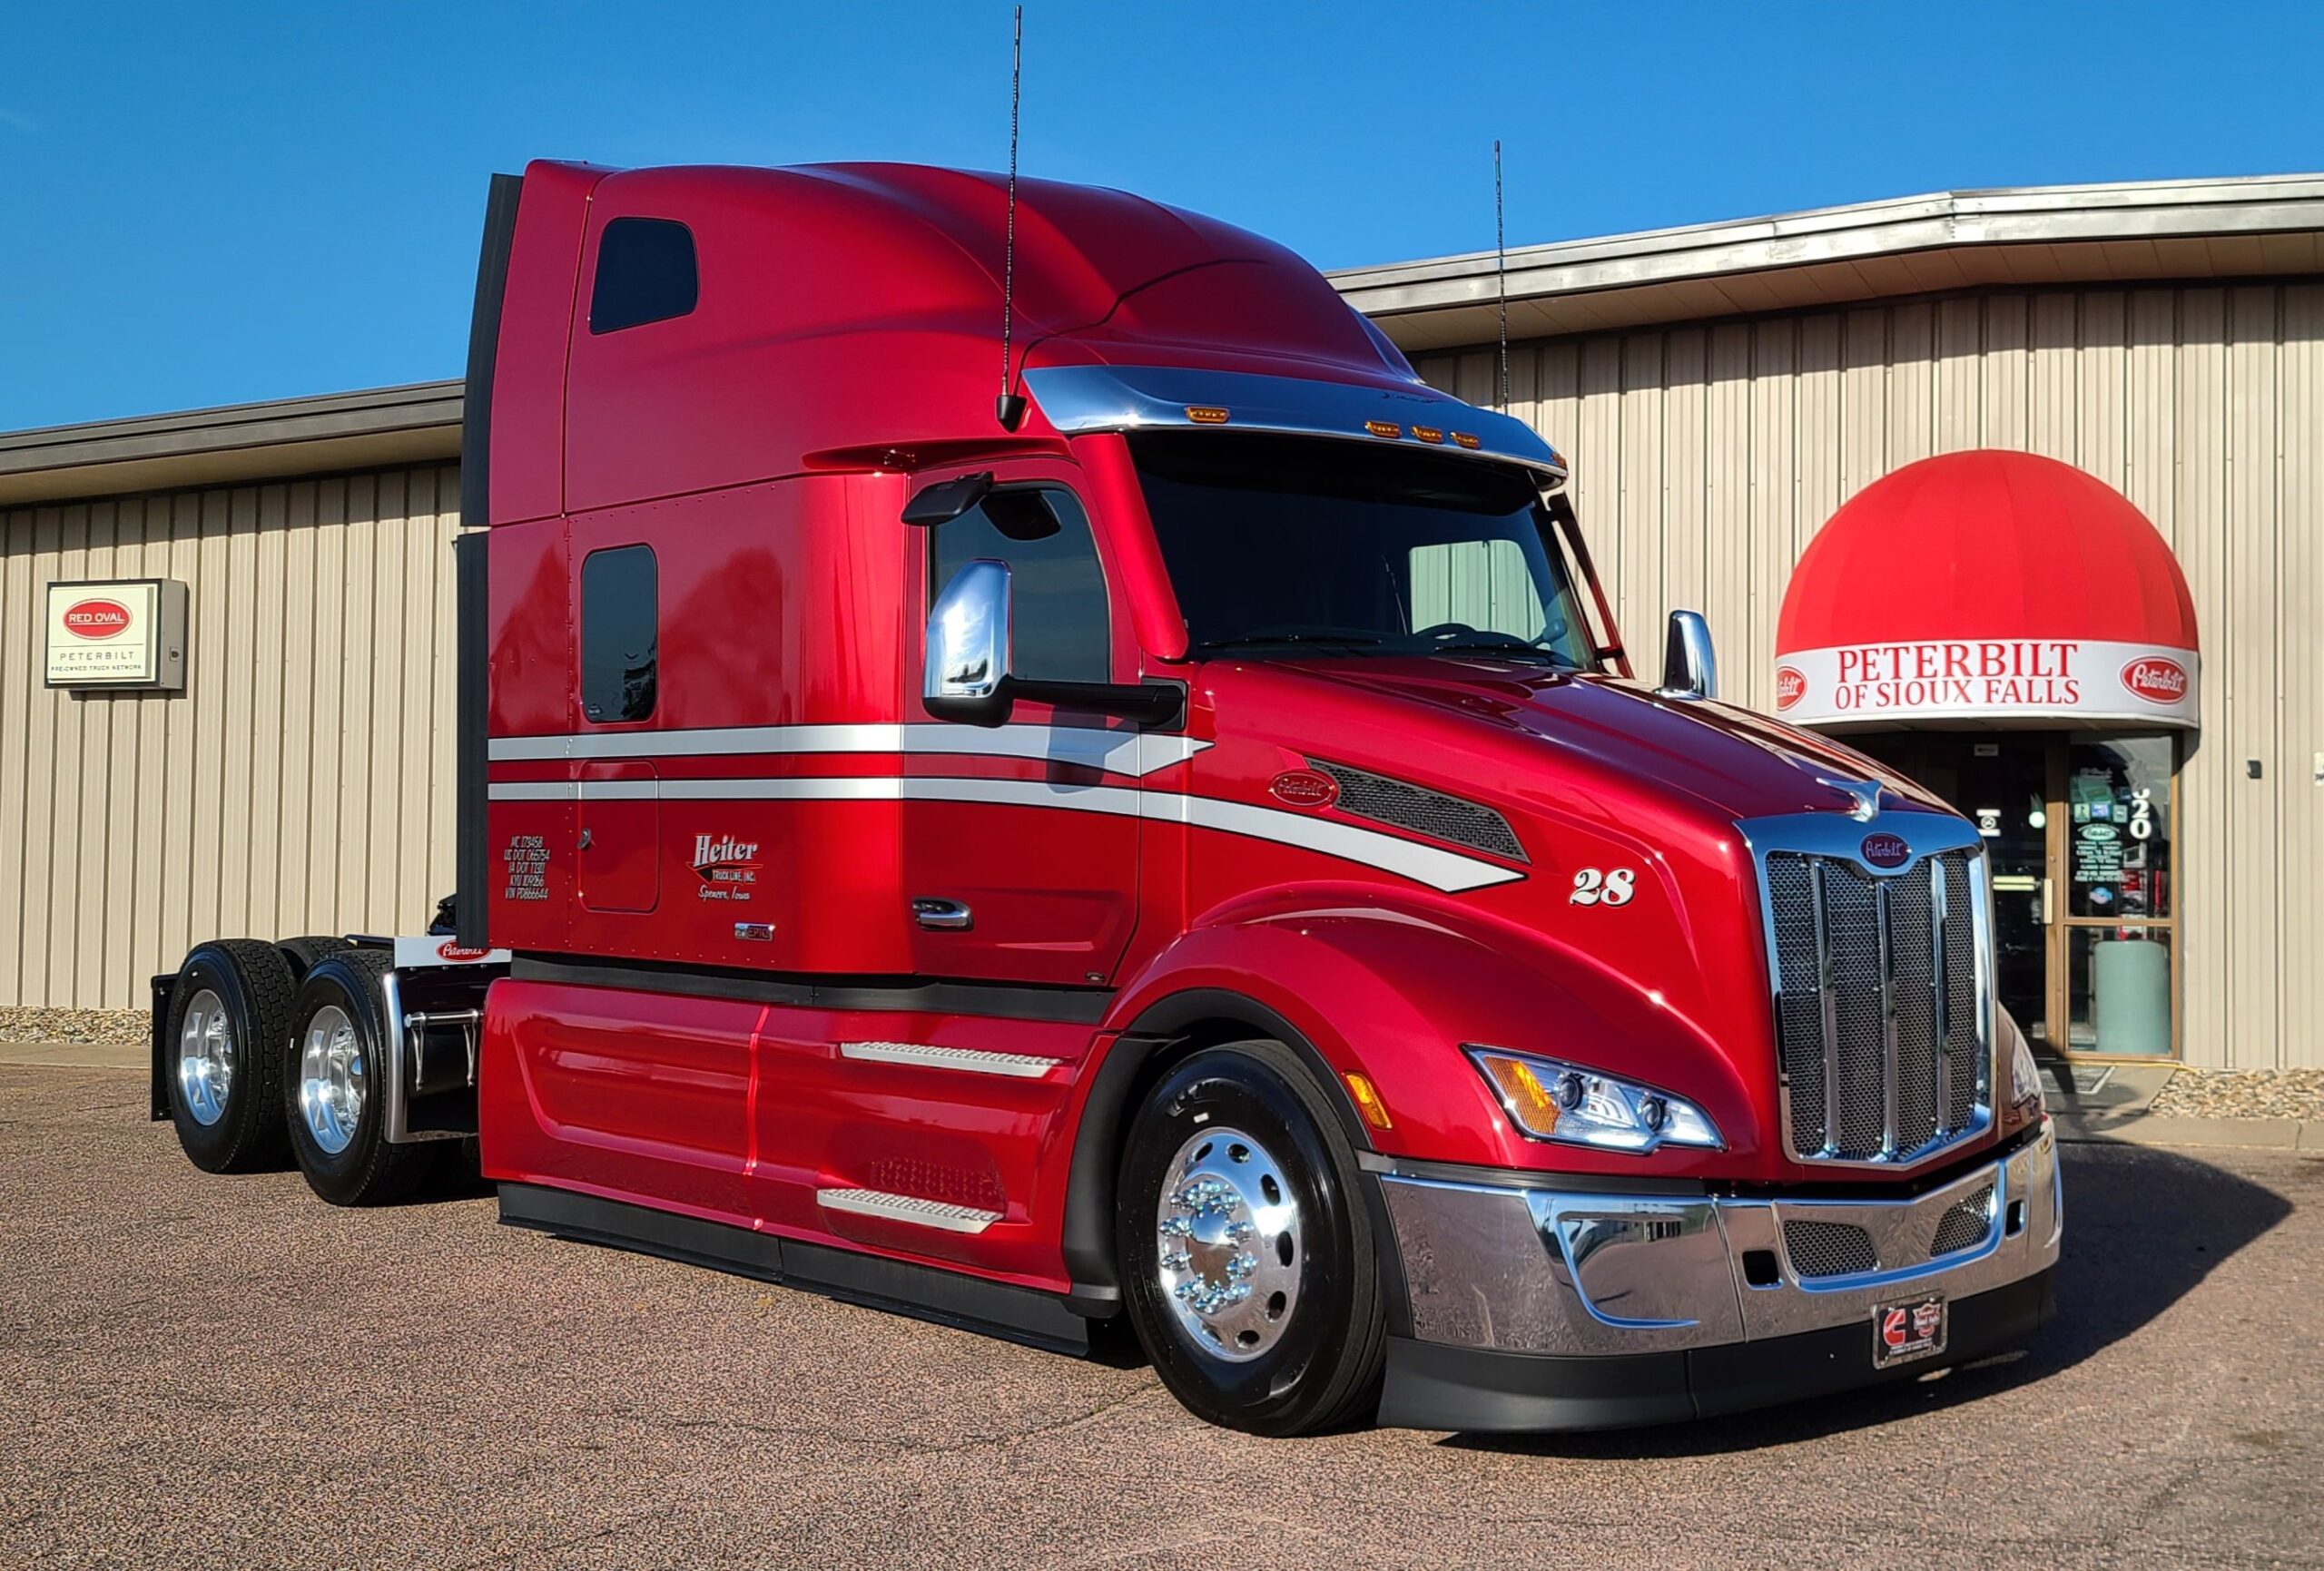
[0,1039,145,1071]
[2039,1061,2319,1154]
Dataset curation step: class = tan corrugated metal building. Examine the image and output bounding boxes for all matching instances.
[3,173,2319,1069]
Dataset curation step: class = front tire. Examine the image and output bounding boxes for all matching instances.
[1115,1040,1386,1436]
[283,950,441,1206]
[165,940,297,1173]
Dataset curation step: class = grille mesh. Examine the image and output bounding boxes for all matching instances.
[1767,846,1987,1163]
[1784,1220,1878,1279]
[1309,761,1526,862]
[1930,1185,1996,1256]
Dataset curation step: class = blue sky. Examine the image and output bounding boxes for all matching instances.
[6,0,2321,430]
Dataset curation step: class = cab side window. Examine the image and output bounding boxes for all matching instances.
[931,488,1109,682]
[581,545,658,722]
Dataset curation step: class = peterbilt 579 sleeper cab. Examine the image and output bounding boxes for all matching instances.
[151,160,2057,1437]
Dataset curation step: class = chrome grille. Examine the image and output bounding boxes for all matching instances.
[1309,761,1526,862]
[1783,1220,1878,1279]
[1763,842,1990,1165]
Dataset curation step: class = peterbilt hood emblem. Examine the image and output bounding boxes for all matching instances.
[1815,774,1884,821]
[1860,832,1913,869]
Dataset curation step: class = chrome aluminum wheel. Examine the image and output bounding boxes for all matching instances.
[297,1005,366,1155]
[1155,1125,1303,1362]
[176,987,234,1126]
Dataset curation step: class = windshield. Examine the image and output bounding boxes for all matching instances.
[1131,432,1600,669]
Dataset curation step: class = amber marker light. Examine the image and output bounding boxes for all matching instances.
[1451,431,1482,449]
[1410,425,1444,444]
[1343,1072,1393,1131]
[1364,419,1403,438]
[1474,1053,1560,1135]
[1185,406,1230,424]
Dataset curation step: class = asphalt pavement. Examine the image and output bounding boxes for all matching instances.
[4,1063,2319,1571]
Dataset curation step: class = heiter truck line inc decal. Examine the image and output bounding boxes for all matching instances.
[692,834,760,901]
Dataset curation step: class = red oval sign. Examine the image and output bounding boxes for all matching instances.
[1775,665,1805,712]
[62,598,132,640]
[1269,769,1339,809]
[436,940,490,962]
[2121,656,2188,705]
[1860,832,1912,870]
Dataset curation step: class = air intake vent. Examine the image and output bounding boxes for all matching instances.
[1783,1219,1878,1279]
[1309,761,1526,862]
[1929,1184,1997,1256]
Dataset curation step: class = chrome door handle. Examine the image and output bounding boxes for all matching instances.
[911,898,972,931]
[577,828,593,850]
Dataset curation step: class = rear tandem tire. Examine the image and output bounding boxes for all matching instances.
[283,949,443,1206]
[164,940,299,1173]
[276,935,352,985]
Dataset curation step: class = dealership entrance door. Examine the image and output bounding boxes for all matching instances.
[1851,732,2178,1060]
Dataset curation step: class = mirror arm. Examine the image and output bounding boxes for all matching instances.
[1005,676,1187,729]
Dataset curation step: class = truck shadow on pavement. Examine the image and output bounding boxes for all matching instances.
[1441,1143,2294,1458]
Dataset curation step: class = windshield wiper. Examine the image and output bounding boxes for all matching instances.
[1192,626,1388,654]
[1409,634,1581,668]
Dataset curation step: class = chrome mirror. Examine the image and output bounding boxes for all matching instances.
[1659,609,1718,700]
[924,559,1013,726]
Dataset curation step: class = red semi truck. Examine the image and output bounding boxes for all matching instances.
[152,160,2058,1435]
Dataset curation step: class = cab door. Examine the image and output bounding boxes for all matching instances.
[903,467,1141,987]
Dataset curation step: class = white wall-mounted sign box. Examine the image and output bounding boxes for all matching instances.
[44,579,188,690]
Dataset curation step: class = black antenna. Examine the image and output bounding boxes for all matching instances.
[1494,138,1509,411]
[995,5,1028,431]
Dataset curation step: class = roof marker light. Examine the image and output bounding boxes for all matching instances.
[1364,419,1403,439]
[1451,432,1482,450]
[1411,425,1444,444]
[1185,406,1230,425]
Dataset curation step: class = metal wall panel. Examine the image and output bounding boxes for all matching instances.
[1419,282,2324,1068]
[0,464,462,1010]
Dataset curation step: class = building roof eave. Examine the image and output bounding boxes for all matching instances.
[1329,172,2324,351]
[0,380,464,509]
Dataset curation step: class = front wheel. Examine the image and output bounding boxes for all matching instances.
[1115,1041,1386,1436]
[283,950,442,1206]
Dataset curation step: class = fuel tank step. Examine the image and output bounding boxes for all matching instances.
[815,1187,1003,1234]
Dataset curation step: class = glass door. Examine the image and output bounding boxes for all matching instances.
[2058,736,2177,1056]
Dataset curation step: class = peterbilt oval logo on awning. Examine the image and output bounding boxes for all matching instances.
[1269,770,1339,808]
[1775,666,1805,712]
[61,599,132,639]
[1860,832,1912,869]
[2121,656,2189,704]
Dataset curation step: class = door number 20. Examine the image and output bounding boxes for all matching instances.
[1570,868,1638,907]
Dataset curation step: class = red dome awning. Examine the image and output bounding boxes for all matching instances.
[1772,450,2200,730]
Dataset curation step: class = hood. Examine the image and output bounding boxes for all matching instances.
[1236,657,1953,825]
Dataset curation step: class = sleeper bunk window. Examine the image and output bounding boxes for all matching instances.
[580,545,658,722]
[588,218,699,334]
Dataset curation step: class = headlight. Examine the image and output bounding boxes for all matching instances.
[2007,1018,2045,1115]
[1467,1046,1722,1153]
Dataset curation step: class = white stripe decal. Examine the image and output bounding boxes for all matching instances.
[485,774,1521,893]
[487,722,1208,776]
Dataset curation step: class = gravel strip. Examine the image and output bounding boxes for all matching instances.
[0,1006,147,1047]
[2150,1067,2324,1122]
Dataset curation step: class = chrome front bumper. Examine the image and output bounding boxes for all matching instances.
[1377,1121,2060,1360]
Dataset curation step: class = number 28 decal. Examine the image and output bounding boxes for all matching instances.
[1570,868,1638,907]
